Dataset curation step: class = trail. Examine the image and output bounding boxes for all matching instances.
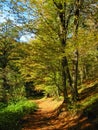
[21,98,68,130]
[21,98,98,130]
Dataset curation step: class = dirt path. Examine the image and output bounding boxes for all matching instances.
[21,98,69,130]
[21,98,97,130]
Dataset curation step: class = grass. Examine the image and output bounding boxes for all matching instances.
[79,80,98,110]
[0,99,38,130]
[78,79,98,94]
[68,79,98,114]
[82,93,98,108]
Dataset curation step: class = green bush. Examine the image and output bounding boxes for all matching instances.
[0,102,7,109]
[0,100,38,130]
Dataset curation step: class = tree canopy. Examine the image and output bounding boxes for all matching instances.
[0,0,98,103]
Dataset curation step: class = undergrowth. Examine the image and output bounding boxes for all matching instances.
[0,99,38,130]
[68,80,98,115]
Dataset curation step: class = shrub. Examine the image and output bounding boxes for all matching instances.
[0,100,38,130]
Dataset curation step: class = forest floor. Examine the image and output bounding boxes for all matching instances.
[21,80,98,130]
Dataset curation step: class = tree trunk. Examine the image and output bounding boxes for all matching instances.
[53,0,74,103]
[61,56,68,103]
[73,49,79,100]
[72,0,84,101]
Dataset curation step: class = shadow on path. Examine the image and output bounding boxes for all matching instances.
[21,81,98,130]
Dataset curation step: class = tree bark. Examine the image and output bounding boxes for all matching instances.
[73,49,79,100]
[61,56,68,103]
[72,0,84,101]
[53,0,74,103]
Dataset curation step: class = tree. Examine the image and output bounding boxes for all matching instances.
[18,38,63,97]
[1,0,97,105]
[17,0,83,102]
[0,20,25,103]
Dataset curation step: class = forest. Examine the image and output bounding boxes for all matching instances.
[0,0,98,130]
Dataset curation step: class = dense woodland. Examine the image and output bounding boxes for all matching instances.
[0,0,98,130]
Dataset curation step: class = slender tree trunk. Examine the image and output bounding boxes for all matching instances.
[72,0,84,101]
[61,56,68,103]
[53,0,74,103]
[53,1,68,103]
[73,49,79,100]
[83,64,87,81]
